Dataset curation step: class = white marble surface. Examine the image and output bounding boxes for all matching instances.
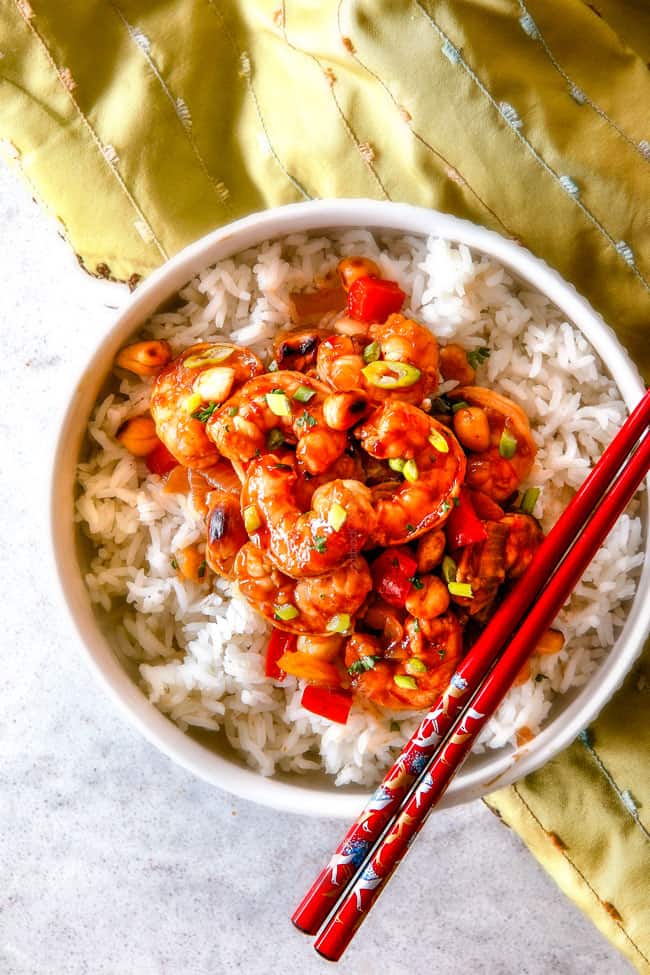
[0,161,633,975]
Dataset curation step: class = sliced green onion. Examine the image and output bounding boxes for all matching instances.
[498,428,518,459]
[362,340,380,364]
[428,429,449,453]
[410,575,424,590]
[328,503,348,531]
[448,581,474,598]
[442,555,457,584]
[266,391,291,417]
[521,487,541,515]
[227,406,239,417]
[403,459,419,483]
[274,603,299,621]
[388,458,406,473]
[266,428,285,450]
[243,504,262,533]
[362,360,421,389]
[393,674,417,690]
[405,658,427,675]
[326,613,351,633]
[293,384,316,404]
[451,400,469,413]
[184,345,234,369]
[313,536,328,554]
[467,346,490,370]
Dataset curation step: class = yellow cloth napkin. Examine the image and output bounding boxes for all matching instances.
[2,1,648,967]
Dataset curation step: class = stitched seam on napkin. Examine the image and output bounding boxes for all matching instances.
[281,0,391,201]
[108,0,233,213]
[414,0,650,294]
[518,0,649,163]
[578,733,650,845]
[512,784,650,969]
[336,0,515,238]
[203,0,312,201]
[13,1,167,261]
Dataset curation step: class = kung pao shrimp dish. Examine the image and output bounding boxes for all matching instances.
[114,257,563,725]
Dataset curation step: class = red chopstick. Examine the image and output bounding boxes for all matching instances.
[314,424,650,961]
[292,388,650,937]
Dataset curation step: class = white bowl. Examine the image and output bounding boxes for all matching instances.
[50,200,650,819]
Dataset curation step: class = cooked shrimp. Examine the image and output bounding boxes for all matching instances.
[355,401,466,545]
[296,633,345,661]
[151,342,263,469]
[233,542,371,634]
[207,371,347,475]
[241,453,376,578]
[293,452,366,511]
[501,513,543,579]
[317,313,439,404]
[204,491,248,578]
[448,386,537,500]
[345,612,464,710]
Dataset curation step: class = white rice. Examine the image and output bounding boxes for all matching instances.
[75,231,644,786]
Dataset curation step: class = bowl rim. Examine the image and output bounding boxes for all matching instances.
[50,198,650,819]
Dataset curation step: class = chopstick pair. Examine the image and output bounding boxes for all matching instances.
[292,387,650,962]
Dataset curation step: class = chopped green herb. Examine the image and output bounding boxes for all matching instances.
[438,649,446,659]
[227,406,238,417]
[410,575,424,590]
[313,536,328,554]
[293,385,316,404]
[170,557,179,571]
[192,401,220,423]
[348,656,379,675]
[266,428,285,450]
[197,560,207,579]
[296,410,317,429]
[406,523,416,534]
[535,673,548,683]
[453,496,460,507]
[362,340,381,364]
[451,400,469,413]
[467,346,490,370]
[521,487,541,515]
[413,618,420,632]
[440,501,452,514]
[273,462,293,471]
[498,429,518,459]
[254,448,261,457]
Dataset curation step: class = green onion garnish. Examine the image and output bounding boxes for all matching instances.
[388,458,406,473]
[467,346,490,370]
[451,400,469,413]
[521,487,541,515]
[274,603,299,621]
[410,575,424,590]
[393,674,417,690]
[362,341,380,364]
[403,459,419,483]
[361,360,421,389]
[293,385,316,404]
[428,429,449,453]
[498,429,518,459]
[243,505,262,533]
[266,428,285,449]
[266,392,291,417]
[442,555,457,583]
[328,503,348,531]
[348,656,378,675]
[448,581,474,598]
[313,536,327,554]
[326,613,351,633]
[405,658,427,675]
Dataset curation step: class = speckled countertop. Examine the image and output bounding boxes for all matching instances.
[0,161,633,975]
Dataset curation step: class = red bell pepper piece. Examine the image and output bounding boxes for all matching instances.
[347,276,405,323]
[265,629,295,680]
[445,489,488,549]
[146,441,178,476]
[301,685,352,724]
[371,547,418,608]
